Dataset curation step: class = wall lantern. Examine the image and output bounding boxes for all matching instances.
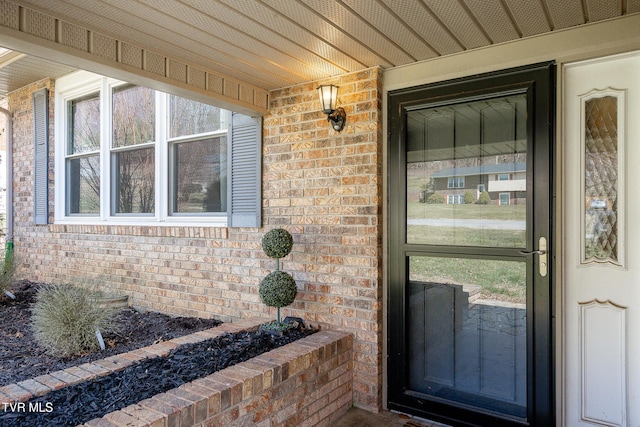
[317,84,346,132]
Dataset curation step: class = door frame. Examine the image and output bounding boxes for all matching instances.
[386,62,556,427]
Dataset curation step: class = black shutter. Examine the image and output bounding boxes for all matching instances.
[228,113,261,228]
[33,88,49,225]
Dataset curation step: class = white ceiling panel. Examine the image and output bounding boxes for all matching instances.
[503,0,552,37]
[0,0,638,101]
[424,0,491,50]
[386,0,464,55]
[463,0,520,43]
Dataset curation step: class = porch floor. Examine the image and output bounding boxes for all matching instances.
[335,407,451,427]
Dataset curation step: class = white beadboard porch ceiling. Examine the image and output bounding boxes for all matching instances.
[1,0,639,98]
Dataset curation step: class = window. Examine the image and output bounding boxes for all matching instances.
[448,177,464,188]
[448,194,465,204]
[55,71,260,226]
[169,95,227,215]
[112,85,156,215]
[66,92,101,215]
[499,193,511,205]
[498,173,510,181]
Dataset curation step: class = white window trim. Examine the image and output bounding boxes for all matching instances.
[499,192,511,205]
[448,176,464,189]
[55,71,228,227]
[447,194,464,204]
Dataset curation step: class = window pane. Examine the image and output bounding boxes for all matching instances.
[170,95,223,138]
[67,155,100,214]
[112,85,155,148]
[173,137,227,213]
[113,147,155,214]
[69,93,100,154]
[584,95,618,262]
[407,94,527,247]
[408,256,526,417]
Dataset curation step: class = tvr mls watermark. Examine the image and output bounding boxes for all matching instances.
[2,401,54,413]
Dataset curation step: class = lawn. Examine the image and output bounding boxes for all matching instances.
[409,256,526,304]
[408,201,526,221]
[405,202,527,302]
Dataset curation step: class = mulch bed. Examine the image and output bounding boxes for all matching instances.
[1,328,314,426]
[0,280,317,426]
[1,280,222,387]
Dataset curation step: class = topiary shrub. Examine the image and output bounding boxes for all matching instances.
[476,191,491,205]
[31,284,121,357]
[259,228,297,331]
[259,271,297,309]
[261,228,294,259]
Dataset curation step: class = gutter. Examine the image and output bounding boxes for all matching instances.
[0,105,14,299]
[0,105,13,251]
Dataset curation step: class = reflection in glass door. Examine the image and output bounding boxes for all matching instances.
[388,64,554,427]
[407,94,528,418]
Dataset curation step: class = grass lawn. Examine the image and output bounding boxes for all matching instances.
[406,202,527,302]
[408,201,526,221]
[410,256,526,303]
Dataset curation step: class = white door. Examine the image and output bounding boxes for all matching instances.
[564,51,640,426]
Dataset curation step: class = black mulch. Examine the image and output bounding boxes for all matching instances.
[1,280,222,387]
[0,327,315,427]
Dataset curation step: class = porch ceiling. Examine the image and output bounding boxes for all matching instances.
[1,0,639,101]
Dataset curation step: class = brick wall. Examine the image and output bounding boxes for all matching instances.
[7,67,383,411]
[1,318,354,427]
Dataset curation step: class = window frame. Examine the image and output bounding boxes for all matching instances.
[168,131,228,217]
[447,194,465,204]
[499,192,511,205]
[55,71,234,227]
[447,176,464,189]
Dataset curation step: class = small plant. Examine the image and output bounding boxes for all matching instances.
[464,190,475,204]
[31,284,121,357]
[259,271,297,313]
[259,228,297,331]
[261,228,294,260]
[0,250,17,300]
[427,193,445,204]
[476,191,491,205]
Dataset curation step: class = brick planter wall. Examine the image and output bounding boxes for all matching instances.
[0,319,353,427]
[7,67,382,411]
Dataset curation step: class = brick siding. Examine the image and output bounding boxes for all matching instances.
[0,318,354,426]
[7,67,383,412]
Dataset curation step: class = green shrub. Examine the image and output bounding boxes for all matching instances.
[476,191,491,205]
[260,228,297,330]
[261,228,294,259]
[31,284,121,357]
[0,251,17,298]
[259,271,297,309]
[464,190,475,204]
[427,193,445,204]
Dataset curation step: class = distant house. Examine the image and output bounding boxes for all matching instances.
[430,162,526,205]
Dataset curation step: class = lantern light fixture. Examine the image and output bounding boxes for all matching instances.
[317,84,346,132]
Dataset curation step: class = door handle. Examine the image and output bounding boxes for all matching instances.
[519,237,548,277]
[519,249,546,255]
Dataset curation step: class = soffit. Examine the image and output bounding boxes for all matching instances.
[0,0,638,102]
